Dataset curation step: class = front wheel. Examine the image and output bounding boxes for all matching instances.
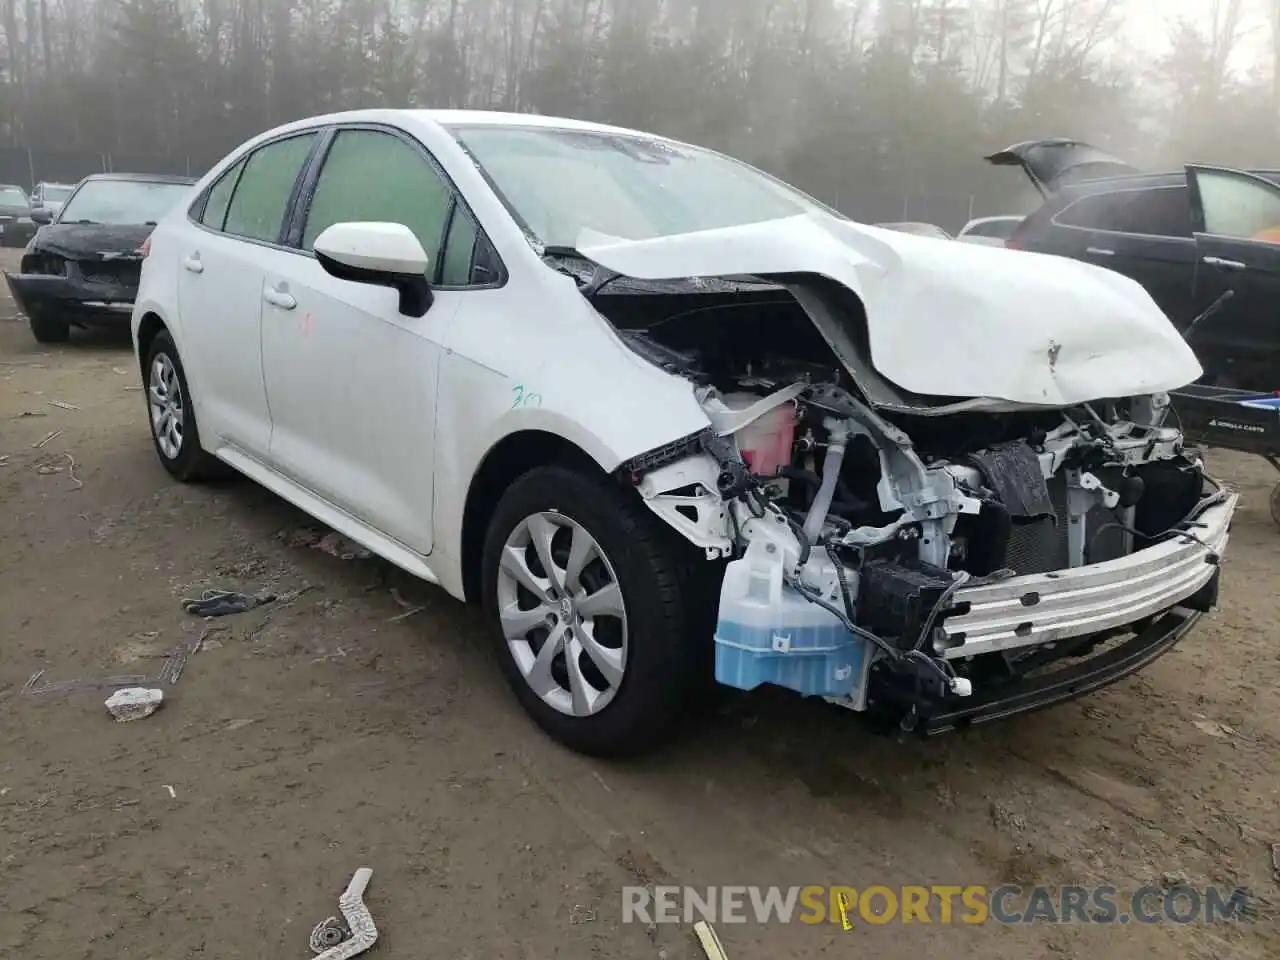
[480,465,714,757]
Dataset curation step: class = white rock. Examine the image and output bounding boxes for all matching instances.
[105,687,164,722]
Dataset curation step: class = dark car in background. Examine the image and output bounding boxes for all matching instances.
[988,138,1280,389]
[0,183,37,248]
[30,181,76,217]
[5,172,195,343]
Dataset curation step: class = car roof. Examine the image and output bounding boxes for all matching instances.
[0,183,25,189]
[419,109,661,139]
[81,172,197,185]
[270,108,672,143]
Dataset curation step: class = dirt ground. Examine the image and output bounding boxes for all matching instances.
[0,246,1277,960]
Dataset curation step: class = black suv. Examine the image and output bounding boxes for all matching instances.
[988,138,1280,390]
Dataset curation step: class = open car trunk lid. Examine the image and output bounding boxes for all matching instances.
[984,138,1140,196]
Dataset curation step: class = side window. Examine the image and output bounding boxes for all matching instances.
[224,133,317,243]
[301,129,452,268]
[440,209,478,286]
[1194,168,1280,241]
[1052,193,1116,230]
[200,158,245,231]
[1106,187,1191,238]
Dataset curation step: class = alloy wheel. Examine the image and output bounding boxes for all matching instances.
[495,511,628,717]
[149,353,185,460]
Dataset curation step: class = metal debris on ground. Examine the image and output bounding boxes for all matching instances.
[1192,718,1235,739]
[195,625,228,652]
[47,399,79,410]
[157,632,202,684]
[309,917,351,954]
[0,454,10,465]
[104,687,164,722]
[386,586,425,622]
[693,920,728,960]
[27,674,148,696]
[34,451,82,487]
[32,429,61,448]
[312,532,372,561]
[182,588,277,617]
[1272,843,1279,877]
[308,867,378,959]
[21,632,207,699]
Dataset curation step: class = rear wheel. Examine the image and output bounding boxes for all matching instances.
[28,311,70,344]
[480,465,715,757]
[144,330,222,482]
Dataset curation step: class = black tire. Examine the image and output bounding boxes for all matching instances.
[28,310,70,344]
[143,330,223,482]
[480,465,718,757]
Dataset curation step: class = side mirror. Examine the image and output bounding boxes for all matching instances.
[30,207,53,225]
[313,221,433,317]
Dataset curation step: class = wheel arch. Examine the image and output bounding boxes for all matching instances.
[135,310,169,379]
[459,429,609,603]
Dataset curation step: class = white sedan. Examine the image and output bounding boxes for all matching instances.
[132,110,1234,756]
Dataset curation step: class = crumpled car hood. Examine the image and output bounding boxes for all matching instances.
[32,223,153,260]
[576,213,1202,406]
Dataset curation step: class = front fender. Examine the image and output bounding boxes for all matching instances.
[430,312,712,598]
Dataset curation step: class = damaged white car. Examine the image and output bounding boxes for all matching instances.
[132,110,1236,756]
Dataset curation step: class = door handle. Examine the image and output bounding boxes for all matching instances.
[263,286,297,310]
[1086,246,1115,257]
[182,254,203,273]
[1202,255,1245,271]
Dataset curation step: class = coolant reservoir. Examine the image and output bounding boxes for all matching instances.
[720,392,797,477]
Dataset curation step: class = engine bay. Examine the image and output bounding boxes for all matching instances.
[571,261,1229,730]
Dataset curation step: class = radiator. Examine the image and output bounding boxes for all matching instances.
[1001,471,1130,574]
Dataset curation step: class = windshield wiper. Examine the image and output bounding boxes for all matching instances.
[70,219,98,224]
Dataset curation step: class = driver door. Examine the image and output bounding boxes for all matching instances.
[257,126,483,556]
[1186,165,1280,383]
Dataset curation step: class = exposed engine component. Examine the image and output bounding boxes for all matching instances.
[603,277,1224,731]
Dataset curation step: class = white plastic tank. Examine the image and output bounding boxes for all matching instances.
[713,538,867,698]
[718,392,797,477]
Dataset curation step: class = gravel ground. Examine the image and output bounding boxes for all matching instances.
[1,247,1277,959]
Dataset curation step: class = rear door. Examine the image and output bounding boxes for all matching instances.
[176,131,321,457]
[1185,164,1280,381]
[1059,184,1198,327]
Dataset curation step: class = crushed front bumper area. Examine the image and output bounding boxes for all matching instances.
[878,493,1236,733]
[4,269,138,325]
[939,493,1236,659]
[918,607,1207,734]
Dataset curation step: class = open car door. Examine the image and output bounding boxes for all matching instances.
[984,138,1139,197]
[1186,164,1280,387]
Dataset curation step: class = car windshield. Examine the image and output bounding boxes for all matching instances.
[448,124,833,247]
[44,185,73,202]
[58,179,189,225]
[0,186,27,205]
